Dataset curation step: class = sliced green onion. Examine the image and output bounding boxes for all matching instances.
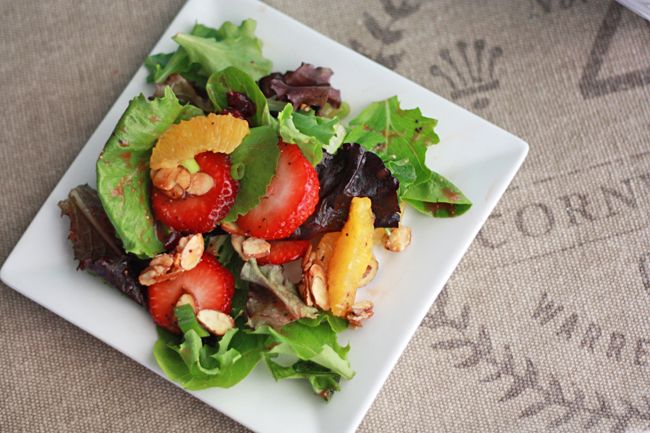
[181,158,200,174]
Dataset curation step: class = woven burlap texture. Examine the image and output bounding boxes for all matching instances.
[1,0,649,432]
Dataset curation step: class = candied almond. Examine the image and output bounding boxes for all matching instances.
[138,253,174,286]
[151,167,180,191]
[175,293,197,312]
[138,234,204,286]
[186,172,215,196]
[175,167,191,189]
[307,264,329,310]
[178,233,204,270]
[384,226,411,252]
[241,237,271,259]
[346,300,374,327]
[197,309,234,336]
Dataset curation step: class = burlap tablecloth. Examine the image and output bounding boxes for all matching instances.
[2,0,649,431]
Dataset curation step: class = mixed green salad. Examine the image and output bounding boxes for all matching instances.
[59,18,470,400]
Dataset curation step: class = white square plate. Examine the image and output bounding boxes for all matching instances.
[617,0,650,20]
[0,0,527,432]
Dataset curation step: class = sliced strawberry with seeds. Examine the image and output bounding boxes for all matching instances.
[257,240,311,265]
[152,152,238,234]
[237,143,319,240]
[148,253,234,332]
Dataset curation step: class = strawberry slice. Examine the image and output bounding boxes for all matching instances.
[237,143,319,240]
[148,253,234,332]
[257,240,311,265]
[152,152,238,234]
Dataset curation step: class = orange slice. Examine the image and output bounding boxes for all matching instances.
[150,113,249,170]
[327,197,375,316]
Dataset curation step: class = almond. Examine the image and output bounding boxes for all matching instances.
[187,172,215,196]
[346,300,374,327]
[178,233,204,270]
[307,264,329,310]
[241,237,271,260]
[196,309,235,336]
[175,293,197,312]
[384,226,411,252]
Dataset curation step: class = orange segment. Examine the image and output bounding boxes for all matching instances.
[150,113,249,170]
[327,197,375,316]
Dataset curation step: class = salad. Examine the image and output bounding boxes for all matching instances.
[59,18,470,400]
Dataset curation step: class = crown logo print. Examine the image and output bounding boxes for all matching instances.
[430,40,503,110]
[349,0,424,70]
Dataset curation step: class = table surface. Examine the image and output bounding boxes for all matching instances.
[2,1,650,432]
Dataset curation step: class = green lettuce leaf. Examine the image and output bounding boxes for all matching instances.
[172,19,272,82]
[318,101,350,120]
[177,103,204,121]
[175,304,209,337]
[256,313,353,399]
[206,67,274,127]
[96,87,187,258]
[345,96,471,216]
[256,316,352,379]
[345,96,437,187]
[402,172,472,217]
[144,52,175,83]
[223,126,280,222]
[278,104,345,165]
[153,325,267,390]
[383,158,417,194]
[144,23,220,85]
[264,359,341,400]
[153,328,192,383]
[153,309,353,398]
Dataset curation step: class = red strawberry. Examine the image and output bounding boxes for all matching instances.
[237,143,319,240]
[152,152,238,234]
[148,253,234,332]
[257,240,311,265]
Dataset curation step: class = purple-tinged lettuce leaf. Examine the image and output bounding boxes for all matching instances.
[83,257,147,306]
[153,74,213,112]
[246,284,294,329]
[292,144,400,239]
[240,260,317,321]
[259,63,341,110]
[58,184,122,262]
[58,185,147,306]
